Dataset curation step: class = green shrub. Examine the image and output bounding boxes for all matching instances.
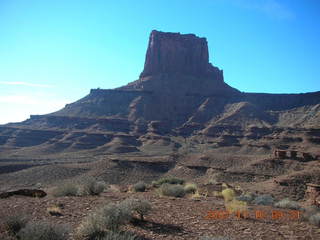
[253,194,274,206]
[159,183,186,198]
[132,181,146,192]
[120,198,152,221]
[134,199,151,221]
[236,192,256,203]
[18,221,69,240]
[152,176,185,187]
[3,214,29,236]
[75,212,106,240]
[98,203,132,231]
[274,198,301,210]
[119,198,152,220]
[76,201,132,239]
[53,182,79,197]
[309,213,320,226]
[184,183,197,194]
[80,177,106,196]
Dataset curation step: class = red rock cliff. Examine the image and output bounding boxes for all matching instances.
[139,30,222,79]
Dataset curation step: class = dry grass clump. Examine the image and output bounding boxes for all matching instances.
[18,221,69,240]
[3,214,29,236]
[221,188,248,217]
[152,176,185,188]
[158,183,186,198]
[184,183,197,194]
[221,188,235,202]
[274,198,301,210]
[47,204,63,216]
[132,181,147,192]
[225,199,248,215]
[191,190,202,199]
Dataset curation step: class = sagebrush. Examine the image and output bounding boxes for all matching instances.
[253,194,274,206]
[132,181,146,192]
[158,183,186,197]
[80,177,106,196]
[3,214,29,236]
[18,221,69,240]
[274,198,300,210]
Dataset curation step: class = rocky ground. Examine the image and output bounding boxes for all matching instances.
[0,188,319,240]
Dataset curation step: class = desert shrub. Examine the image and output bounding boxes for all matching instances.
[76,202,132,239]
[236,192,256,203]
[98,231,139,240]
[133,199,151,220]
[98,203,132,231]
[309,213,320,226]
[221,188,235,202]
[53,182,79,197]
[18,221,69,240]
[221,188,247,216]
[132,181,146,192]
[75,212,106,240]
[119,198,152,221]
[3,214,29,236]
[152,176,185,187]
[200,236,233,240]
[80,177,106,196]
[35,182,42,189]
[274,198,301,210]
[158,183,186,198]
[253,194,274,206]
[184,183,197,194]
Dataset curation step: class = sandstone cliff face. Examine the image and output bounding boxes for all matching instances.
[140,30,217,78]
[121,30,238,95]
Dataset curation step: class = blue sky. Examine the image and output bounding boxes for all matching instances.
[0,0,320,124]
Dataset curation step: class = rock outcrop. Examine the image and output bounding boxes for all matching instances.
[120,30,239,95]
[140,30,219,78]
